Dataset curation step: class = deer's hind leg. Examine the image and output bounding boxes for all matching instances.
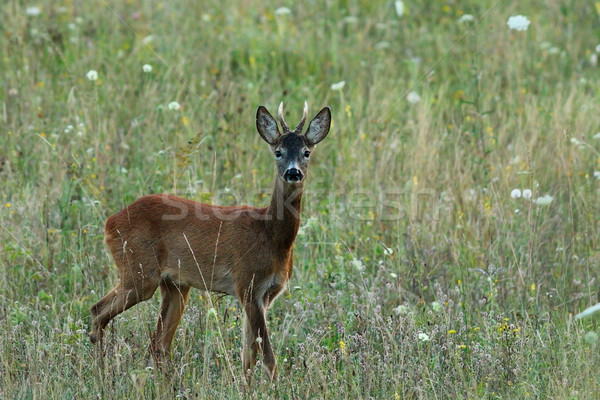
[90,278,159,344]
[150,279,191,363]
[90,238,162,344]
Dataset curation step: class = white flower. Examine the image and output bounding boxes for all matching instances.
[394,1,404,17]
[168,101,181,111]
[297,217,318,237]
[26,6,41,16]
[86,70,98,81]
[406,91,421,104]
[351,259,365,271]
[390,272,398,279]
[458,14,474,23]
[547,47,560,55]
[595,44,600,53]
[507,15,531,31]
[393,305,409,315]
[418,332,430,342]
[534,194,553,206]
[141,35,154,44]
[591,53,598,67]
[575,303,600,319]
[584,331,598,344]
[510,188,522,199]
[142,64,153,73]
[522,189,532,199]
[331,81,346,91]
[593,171,600,180]
[274,7,291,16]
[206,307,217,319]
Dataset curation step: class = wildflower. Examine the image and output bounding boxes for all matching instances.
[510,188,522,199]
[595,44,600,53]
[390,272,398,279]
[142,64,153,73]
[274,7,291,16]
[584,331,598,344]
[458,14,474,23]
[594,171,600,180]
[141,35,154,44]
[418,332,430,342]
[394,1,404,17]
[393,305,409,315]
[575,303,600,319]
[26,6,41,16]
[351,259,365,271]
[86,70,98,81]
[339,340,346,350]
[5,203,10,208]
[507,15,530,31]
[448,330,457,334]
[331,81,346,91]
[530,283,536,292]
[297,217,317,236]
[522,189,532,199]
[206,307,217,319]
[407,91,421,104]
[534,194,553,206]
[431,301,443,312]
[168,101,181,111]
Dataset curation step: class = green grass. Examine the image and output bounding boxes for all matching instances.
[1,0,599,398]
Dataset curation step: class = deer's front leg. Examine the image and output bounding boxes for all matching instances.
[242,301,278,381]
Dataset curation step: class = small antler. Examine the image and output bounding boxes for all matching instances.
[278,102,291,133]
[295,101,308,133]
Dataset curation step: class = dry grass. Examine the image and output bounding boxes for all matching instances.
[0,0,598,398]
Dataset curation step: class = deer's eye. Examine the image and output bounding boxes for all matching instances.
[274,150,282,159]
[304,150,311,158]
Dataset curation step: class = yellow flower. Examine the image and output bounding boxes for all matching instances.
[5,203,11,208]
[345,105,352,117]
[530,283,536,291]
[448,330,457,334]
[339,340,346,349]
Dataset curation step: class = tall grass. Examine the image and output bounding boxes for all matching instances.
[1,0,598,398]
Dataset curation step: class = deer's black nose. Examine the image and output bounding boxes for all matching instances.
[284,168,303,182]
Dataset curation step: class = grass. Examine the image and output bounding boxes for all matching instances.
[1,0,599,398]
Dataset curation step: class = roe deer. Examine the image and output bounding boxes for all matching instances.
[89,102,331,380]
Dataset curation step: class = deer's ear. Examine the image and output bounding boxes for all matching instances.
[305,107,331,145]
[256,106,281,145]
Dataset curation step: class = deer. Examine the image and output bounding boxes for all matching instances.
[89,102,331,381]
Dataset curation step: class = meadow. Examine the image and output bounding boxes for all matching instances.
[1,0,599,398]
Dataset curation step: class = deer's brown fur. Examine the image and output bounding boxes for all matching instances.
[89,103,331,380]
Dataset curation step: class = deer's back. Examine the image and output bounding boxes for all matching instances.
[104,194,291,295]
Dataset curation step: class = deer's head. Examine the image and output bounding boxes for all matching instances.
[256,102,331,184]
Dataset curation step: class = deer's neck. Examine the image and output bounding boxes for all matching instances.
[266,177,303,250]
